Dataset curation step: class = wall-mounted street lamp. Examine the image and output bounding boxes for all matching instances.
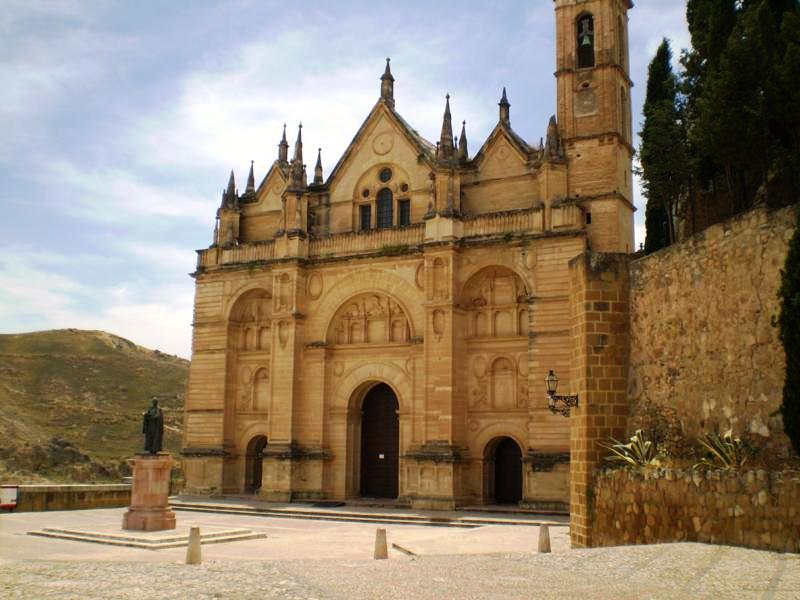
[545,370,579,417]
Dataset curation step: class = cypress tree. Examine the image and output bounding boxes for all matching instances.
[639,39,688,252]
[779,207,800,456]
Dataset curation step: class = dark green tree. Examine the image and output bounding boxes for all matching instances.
[778,207,800,456]
[639,39,688,252]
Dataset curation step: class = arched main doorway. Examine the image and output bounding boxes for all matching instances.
[244,435,268,493]
[359,383,399,498]
[486,437,522,505]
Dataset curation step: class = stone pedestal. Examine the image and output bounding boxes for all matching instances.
[122,453,176,531]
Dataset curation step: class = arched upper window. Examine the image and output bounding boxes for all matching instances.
[377,187,393,229]
[577,14,595,69]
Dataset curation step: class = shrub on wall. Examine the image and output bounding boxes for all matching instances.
[778,206,800,456]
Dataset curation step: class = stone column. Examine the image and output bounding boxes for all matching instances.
[260,261,306,502]
[122,453,176,531]
[408,242,467,510]
[568,252,630,548]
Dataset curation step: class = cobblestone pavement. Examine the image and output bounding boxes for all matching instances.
[1,543,798,599]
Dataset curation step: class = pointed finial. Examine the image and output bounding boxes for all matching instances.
[458,120,469,162]
[278,123,289,162]
[544,115,562,159]
[499,87,510,125]
[293,122,303,163]
[314,148,323,184]
[226,169,235,195]
[246,160,255,193]
[439,94,454,162]
[380,57,395,106]
[381,57,394,81]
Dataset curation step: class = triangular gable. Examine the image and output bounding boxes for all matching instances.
[471,123,533,169]
[244,161,287,212]
[324,100,436,187]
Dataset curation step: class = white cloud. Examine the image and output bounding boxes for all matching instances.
[43,160,213,225]
[129,29,483,185]
[0,250,194,357]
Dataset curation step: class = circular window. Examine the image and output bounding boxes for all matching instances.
[362,188,370,198]
[379,168,393,183]
[400,183,409,193]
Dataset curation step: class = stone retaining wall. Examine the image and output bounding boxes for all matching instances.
[11,484,131,512]
[628,205,797,457]
[592,468,800,553]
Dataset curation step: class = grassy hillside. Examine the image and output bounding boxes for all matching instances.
[0,329,189,483]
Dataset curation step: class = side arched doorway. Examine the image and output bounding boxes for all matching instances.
[244,435,268,494]
[485,437,523,505]
[360,383,399,499]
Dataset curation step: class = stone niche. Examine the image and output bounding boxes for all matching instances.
[460,266,528,339]
[328,293,410,345]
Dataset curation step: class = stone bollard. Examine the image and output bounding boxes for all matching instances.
[374,528,388,560]
[186,526,202,565]
[538,524,551,553]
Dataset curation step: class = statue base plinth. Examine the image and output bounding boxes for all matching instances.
[122,453,176,531]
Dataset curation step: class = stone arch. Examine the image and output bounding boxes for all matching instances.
[326,292,411,346]
[459,263,531,302]
[243,434,268,494]
[471,422,527,461]
[483,436,523,505]
[307,269,422,341]
[351,162,412,202]
[576,12,595,69]
[331,362,410,498]
[225,285,273,321]
[332,361,411,414]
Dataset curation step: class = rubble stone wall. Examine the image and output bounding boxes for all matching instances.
[628,205,797,456]
[592,468,800,553]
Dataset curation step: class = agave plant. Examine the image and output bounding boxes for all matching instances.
[695,429,747,470]
[600,429,663,467]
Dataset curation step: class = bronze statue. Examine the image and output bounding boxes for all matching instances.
[142,398,164,454]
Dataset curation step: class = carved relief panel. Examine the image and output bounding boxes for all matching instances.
[469,354,527,411]
[229,290,272,352]
[328,293,411,346]
[427,257,450,301]
[274,272,293,313]
[236,363,270,413]
[461,267,528,338]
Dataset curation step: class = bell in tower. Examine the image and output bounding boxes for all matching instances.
[577,15,595,68]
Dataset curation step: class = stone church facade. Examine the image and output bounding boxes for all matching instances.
[183,0,635,511]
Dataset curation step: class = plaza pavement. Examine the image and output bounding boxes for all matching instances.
[0,506,797,598]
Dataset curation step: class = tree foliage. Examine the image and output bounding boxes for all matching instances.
[639,39,688,253]
[643,0,800,245]
[778,207,800,456]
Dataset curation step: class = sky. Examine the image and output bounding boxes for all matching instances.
[0,0,691,358]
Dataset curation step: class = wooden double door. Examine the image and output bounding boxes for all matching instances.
[359,383,399,499]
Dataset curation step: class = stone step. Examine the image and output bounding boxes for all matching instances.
[171,504,478,528]
[169,502,559,528]
[27,527,266,550]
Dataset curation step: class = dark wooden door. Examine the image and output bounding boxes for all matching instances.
[360,383,399,498]
[245,436,268,493]
[494,437,522,504]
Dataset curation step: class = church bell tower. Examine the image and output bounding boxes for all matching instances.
[554,0,634,252]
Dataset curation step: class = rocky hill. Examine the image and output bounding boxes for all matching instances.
[0,329,189,483]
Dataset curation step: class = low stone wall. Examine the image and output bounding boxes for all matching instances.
[11,484,131,512]
[592,468,800,553]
